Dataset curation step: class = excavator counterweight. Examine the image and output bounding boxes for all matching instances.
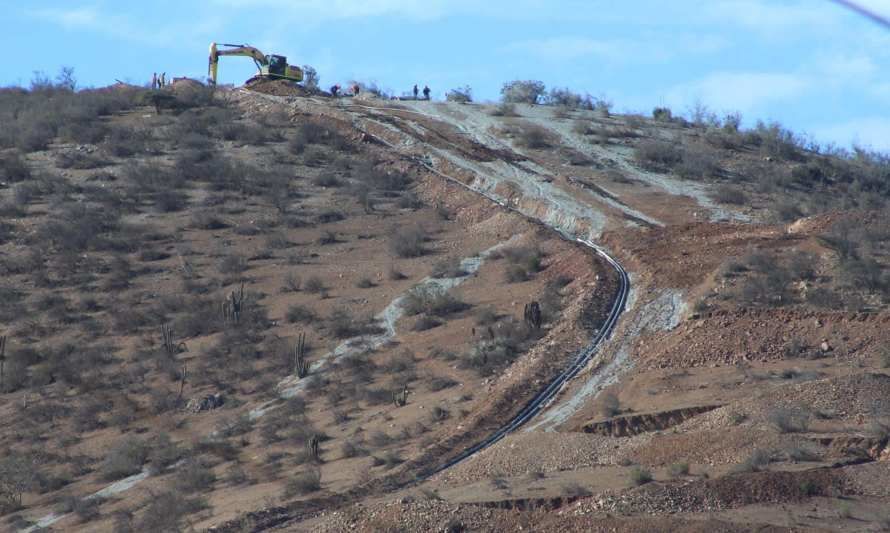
[208,42,303,85]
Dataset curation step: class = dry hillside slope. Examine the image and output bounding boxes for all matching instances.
[1,81,889,532]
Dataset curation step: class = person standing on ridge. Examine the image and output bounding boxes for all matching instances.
[413,84,419,99]
[151,73,158,89]
[423,85,431,100]
[160,73,166,87]
[330,84,340,97]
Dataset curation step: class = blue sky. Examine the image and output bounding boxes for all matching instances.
[2,0,889,151]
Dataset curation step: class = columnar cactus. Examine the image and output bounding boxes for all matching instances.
[524,301,542,330]
[294,332,309,378]
[221,282,245,325]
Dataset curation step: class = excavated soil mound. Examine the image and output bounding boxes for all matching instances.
[169,77,205,91]
[244,78,318,97]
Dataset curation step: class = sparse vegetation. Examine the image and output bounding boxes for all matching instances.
[501,80,546,104]
[402,286,469,318]
[767,407,811,433]
[600,392,620,417]
[391,225,428,257]
[490,102,519,117]
[629,466,653,486]
[513,123,553,149]
[446,86,472,103]
[101,438,148,481]
[2,67,889,532]
[634,139,683,170]
[668,462,690,477]
[733,448,772,473]
[431,257,467,278]
[502,246,544,282]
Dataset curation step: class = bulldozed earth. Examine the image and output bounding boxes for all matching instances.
[1,81,889,532]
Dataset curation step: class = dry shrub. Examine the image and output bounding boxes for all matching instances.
[327,308,382,338]
[283,467,321,497]
[634,139,682,170]
[501,80,546,104]
[402,286,469,317]
[514,123,553,149]
[0,151,32,183]
[677,144,721,179]
[713,185,747,205]
[490,102,519,117]
[100,438,148,480]
[390,225,428,257]
[286,304,317,324]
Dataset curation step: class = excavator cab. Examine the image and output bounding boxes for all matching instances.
[266,55,287,76]
[258,54,303,83]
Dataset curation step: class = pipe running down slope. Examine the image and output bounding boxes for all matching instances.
[430,240,628,474]
[329,99,632,475]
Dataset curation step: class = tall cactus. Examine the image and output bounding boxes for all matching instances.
[0,335,6,388]
[524,301,542,331]
[161,324,187,357]
[393,384,409,407]
[221,282,245,325]
[293,332,309,378]
[307,434,320,461]
[176,363,188,405]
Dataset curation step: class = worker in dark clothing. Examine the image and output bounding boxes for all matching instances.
[352,83,360,96]
[330,84,340,97]
[413,84,419,99]
[423,85,431,100]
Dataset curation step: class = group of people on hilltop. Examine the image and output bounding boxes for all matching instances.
[412,84,431,100]
[327,83,432,101]
[151,72,167,89]
[329,83,361,98]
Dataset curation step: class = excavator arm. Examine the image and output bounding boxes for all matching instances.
[208,42,269,84]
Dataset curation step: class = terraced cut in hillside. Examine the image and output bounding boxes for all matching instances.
[1,82,890,532]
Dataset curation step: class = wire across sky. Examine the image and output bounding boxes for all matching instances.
[829,0,890,29]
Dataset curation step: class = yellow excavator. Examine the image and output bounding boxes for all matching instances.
[208,42,303,85]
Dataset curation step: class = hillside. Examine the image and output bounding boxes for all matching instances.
[1,80,889,532]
